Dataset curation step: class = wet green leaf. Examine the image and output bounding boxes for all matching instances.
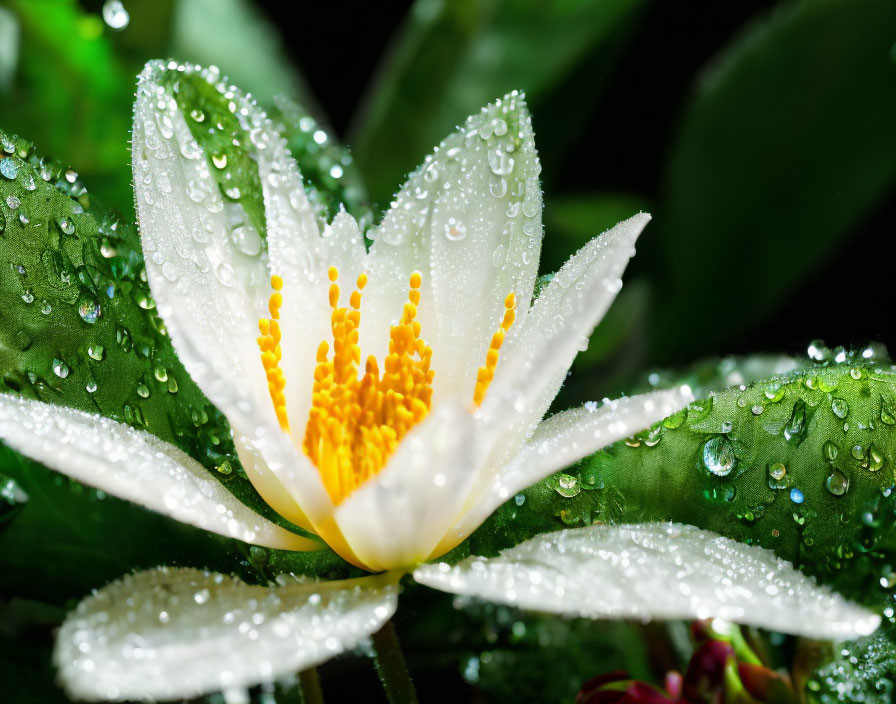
[464,359,896,606]
[654,0,896,359]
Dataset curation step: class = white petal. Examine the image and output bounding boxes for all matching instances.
[361,92,542,404]
[437,389,692,554]
[334,399,480,571]
[254,116,329,430]
[478,213,650,467]
[55,568,398,701]
[132,62,332,528]
[414,523,880,640]
[320,209,367,279]
[0,396,317,551]
[133,62,273,436]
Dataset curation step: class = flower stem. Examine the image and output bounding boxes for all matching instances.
[372,620,418,704]
[298,667,324,704]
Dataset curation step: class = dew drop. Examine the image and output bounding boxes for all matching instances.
[764,383,785,402]
[702,435,736,477]
[78,296,101,324]
[825,469,850,497]
[831,397,849,419]
[0,157,19,179]
[789,488,805,504]
[488,149,515,176]
[52,358,70,379]
[444,218,467,241]
[554,473,580,498]
[822,440,839,462]
[231,225,262,256]
[767,461,791,490]
[783,400,809,445]
[880,397,896,426]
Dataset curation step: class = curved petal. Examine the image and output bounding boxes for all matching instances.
[361,92,542,404]
[133,61,273,436]
[132,62,332,528]
[414,523,880,640]
[0,395,317,551]
[334,399,480,572]
[476,213,649,474]
[320,209,367,280]
[55,568,398,702]
[435,388,693,555]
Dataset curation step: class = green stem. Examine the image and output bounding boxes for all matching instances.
[372,620,419,704]
[298,667,324,704]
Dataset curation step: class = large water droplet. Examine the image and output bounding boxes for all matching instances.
[867,443,885,472]
[0,157,19,180]
[702,435,736,477]
[554,473,580,498]
[767,462,789,489]
[488,149,515,176]
[52,358,70,379]
[825,468,850,497]
[783,400,809,445]
[78,296,101,324]
[831,397,849,419]
[881,397,896,426]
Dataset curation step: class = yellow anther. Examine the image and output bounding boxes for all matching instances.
[258,267,515,503]
[473,292,517,406]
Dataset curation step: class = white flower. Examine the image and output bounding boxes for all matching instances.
[0,61,879,701]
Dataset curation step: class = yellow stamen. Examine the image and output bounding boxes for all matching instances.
[473,292,516,406]
[256,269,516,504]
[257,275,290,432]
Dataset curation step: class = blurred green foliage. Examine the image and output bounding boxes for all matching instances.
[2,0,896,702]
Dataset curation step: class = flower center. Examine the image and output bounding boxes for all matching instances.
[257,268,515,504]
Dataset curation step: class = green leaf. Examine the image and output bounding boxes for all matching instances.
[463,359,896,603]
[653,0,896,359]
[350,0,645,206]
[1,0,136,215]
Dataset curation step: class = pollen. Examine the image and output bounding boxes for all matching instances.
[257,270,515,505]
